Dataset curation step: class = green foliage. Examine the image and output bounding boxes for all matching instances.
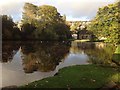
[2,3,71,40]
[54,23,72,40]
[34,27,58,40]
[22,3,71,40]
[70,22,82,34]
[88,1,120,44]
[70,22,80,31]
[12,26,21,40]
[115,45,120,54]
[21,23,36,40]
[22,3,38,24]
[1,15,21,40]
[1,15,14,39]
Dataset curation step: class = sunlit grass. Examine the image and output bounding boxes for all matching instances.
[21,64,119,89]
[109,73,120,84]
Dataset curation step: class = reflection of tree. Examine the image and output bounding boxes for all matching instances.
[2,41,20,63]
[76,42,116,66]
[21,41,71,73]
[70,42,95,54]
[21,41,36,55]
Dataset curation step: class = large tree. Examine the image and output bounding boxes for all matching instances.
[22,3,71,40]
[88,1,120,44]
[22,3,38,24]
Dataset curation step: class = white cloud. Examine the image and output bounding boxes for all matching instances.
[0,0,116,21]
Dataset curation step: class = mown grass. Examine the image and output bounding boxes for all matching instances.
[21,64,119,89]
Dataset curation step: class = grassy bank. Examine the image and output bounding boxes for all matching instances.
[21,64,119,89]
[112,45,120,66]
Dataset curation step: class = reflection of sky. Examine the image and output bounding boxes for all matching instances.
[58,41,89,68]
[1,41,89,88]
[1,49,58,88]
[57,53,89,69]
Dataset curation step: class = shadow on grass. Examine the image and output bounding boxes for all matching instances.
[20,65,119,89]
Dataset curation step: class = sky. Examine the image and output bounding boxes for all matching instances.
[0,0,116,22]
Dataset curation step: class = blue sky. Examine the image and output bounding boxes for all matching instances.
[0,0,115,22]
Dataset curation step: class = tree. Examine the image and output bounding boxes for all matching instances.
[21,23,36,40]
[70,22,81,32]
[13,26,21,40]
[62,14,66,22]
[22,3,71,40]
[1,15,22,40]
[55,23,72,40]
[1,15,14,40]
[88,1,120,44]
[22,3,38,24]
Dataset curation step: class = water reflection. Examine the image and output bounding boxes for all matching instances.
[2,41,20,63]
[75,42,116,66]
[1,41,116,87]
[2,41,116,70]
[21,41,71,73]
[2,41,116,72]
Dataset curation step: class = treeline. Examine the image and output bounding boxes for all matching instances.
[88,1,120,44]
[2,3,72,41]
[1,15,21,40]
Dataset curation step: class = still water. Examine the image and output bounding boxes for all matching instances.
[0,41,115,87]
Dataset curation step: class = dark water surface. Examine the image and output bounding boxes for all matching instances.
[0,41,115,87]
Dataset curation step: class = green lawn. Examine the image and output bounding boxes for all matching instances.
[21,64,119,89]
